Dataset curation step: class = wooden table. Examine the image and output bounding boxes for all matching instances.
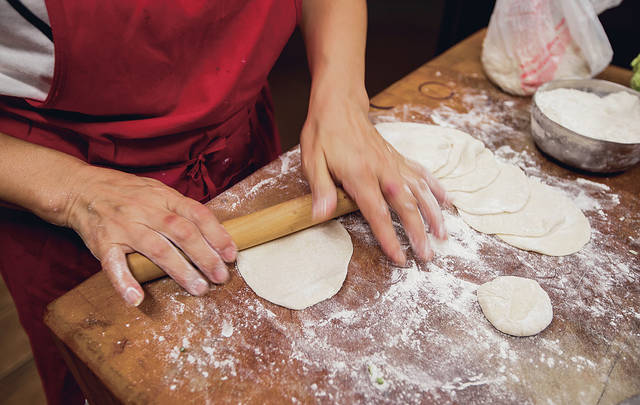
[46,30,640,404]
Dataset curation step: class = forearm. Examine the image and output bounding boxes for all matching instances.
[301,0,369,108]
[0,132,87,225]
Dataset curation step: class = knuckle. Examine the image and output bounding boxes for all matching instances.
[381,178,402,198]
[163,213,181,226]
[146,240,171,259]
[188,202,213,224]
[170,220,196,243]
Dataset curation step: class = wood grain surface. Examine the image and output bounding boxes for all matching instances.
[45,30,640,404]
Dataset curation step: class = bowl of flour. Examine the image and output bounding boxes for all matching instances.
[531,79,640,173]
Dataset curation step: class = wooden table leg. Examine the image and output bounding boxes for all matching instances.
[52,335,122,405]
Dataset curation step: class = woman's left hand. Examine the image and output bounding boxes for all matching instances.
[300,87,448,265]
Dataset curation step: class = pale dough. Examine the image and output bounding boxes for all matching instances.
[442,136,484,179]
[432,129,470,178]
[373,121,591,257]
[449,163,530,215]
[458,179,565,237]
[236,221,353,310]
[477,276,553,337]
[375,122,452,173]
[497,194,591,256]
[440,148,500,192]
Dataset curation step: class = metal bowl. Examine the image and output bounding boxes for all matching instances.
[531,79,640,173]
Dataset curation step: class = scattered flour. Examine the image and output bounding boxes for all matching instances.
[115,88,638,403]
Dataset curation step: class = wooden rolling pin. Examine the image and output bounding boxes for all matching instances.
[126,188,358,283]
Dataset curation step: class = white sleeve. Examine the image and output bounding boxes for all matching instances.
[0,0,54,101]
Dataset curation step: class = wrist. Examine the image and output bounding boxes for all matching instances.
[32,161,90,227]
[309,71,369,115]
[57,163,104,229]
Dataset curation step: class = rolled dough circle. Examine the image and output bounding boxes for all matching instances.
[432,129,473,178]
[458,179,565,237]
[449,163,530,215]
[442,136,484,179]
[497,193,591,256]
[375,122,453,173]
[236,221,353,310]
[477,276,553,337]
[440,148,500,192]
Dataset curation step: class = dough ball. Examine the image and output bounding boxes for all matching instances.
[477,276,553,336]
[236,221,353,310]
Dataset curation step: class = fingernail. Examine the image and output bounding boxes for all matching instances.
[192,278,210,296]
[222,244,237,262]
[125,287,143,307]
[213,263,229,284]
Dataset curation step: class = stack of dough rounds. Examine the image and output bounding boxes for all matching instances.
[376,122,591,256]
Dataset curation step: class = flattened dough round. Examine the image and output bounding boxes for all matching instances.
[432,129,474,178]
[443,136,484,179]
[236,221,353,310]
[375,122,452,173]
[477,276,553,336]
[450,163,530,215]
[497,193,591,256]
[440,148,500,192]
[458,179,565,237]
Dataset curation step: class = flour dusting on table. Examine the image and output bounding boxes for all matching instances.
[119,88,639,404]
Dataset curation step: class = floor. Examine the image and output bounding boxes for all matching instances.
[0,278,46,405]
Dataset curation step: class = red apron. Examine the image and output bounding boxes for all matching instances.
[0,1,301,403]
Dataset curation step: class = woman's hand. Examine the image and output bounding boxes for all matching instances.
[300,87,448,265]
[300,0,448,265]
[63,166,236,306]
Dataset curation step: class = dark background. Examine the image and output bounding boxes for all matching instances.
[268,0,639,150]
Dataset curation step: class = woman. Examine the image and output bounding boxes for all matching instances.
[0,0,447,403]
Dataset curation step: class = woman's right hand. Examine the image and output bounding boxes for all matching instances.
[63,165,237,306]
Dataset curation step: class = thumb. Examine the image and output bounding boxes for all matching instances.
[303,152,338,221]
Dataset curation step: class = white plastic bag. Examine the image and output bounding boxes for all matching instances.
[481,0,622,95]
